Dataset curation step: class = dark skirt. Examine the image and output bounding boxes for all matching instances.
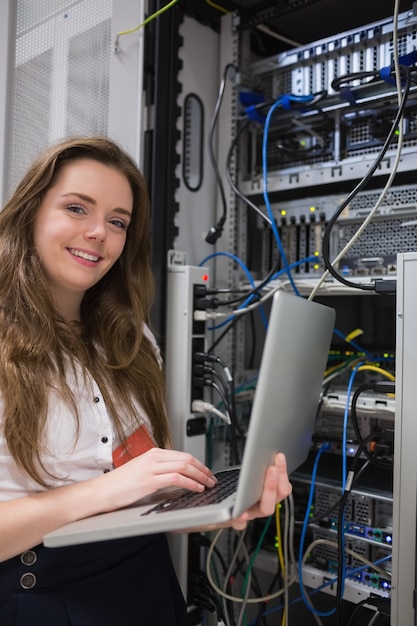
[0,534,186,626]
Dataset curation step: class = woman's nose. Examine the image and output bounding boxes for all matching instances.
[85,218,106,242]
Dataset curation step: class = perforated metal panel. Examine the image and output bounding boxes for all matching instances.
[12,50,52,193]
[9,0,112,194]
[67,19,110,136]
[336,215,417,260]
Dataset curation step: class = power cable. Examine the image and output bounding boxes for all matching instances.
[206,63,238,244]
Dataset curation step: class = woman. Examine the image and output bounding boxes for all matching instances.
[0,136,292,625]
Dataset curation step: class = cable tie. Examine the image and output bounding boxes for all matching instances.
[380,49,417,85]
[245,104,265,124]
[345,470,354,492]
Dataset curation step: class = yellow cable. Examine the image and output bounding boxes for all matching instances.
[205,0,230,13]
[275,503,284,572]
[357,364,395,381]
[345,328,363,343]
[116,0,180,45]
[324,360,351,378]
[275,503,286,626]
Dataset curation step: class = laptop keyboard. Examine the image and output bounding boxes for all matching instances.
[141,467,240,516]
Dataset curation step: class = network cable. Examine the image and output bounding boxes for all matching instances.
[335,434,385,626]
[257,551,392,626]
[114,0,179,50]
[298,442,335,618]
[226,116,272,228]
[198,251,269,329]
[350,380,395,469]
[194,256,318,324]
[320,66,409,293]
[311,3,410,297]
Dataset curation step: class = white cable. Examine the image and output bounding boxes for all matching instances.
[236,531,253,626]
[308,1,404,302]
[283,497,290,626]
[222,528,248,626]
[206,528,297,603]
[287,494,298,578]
[191,400,231,424]
[297,537,390,618]
[194,283,280,321]
[255,24,301,47]
[302,538,391,579]
[367,611,381,626]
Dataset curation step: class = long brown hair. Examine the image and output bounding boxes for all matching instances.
[0,136,170,486]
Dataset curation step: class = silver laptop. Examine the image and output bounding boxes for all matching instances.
[43,290,335,547]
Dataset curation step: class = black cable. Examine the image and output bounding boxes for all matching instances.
[322,64,412,291]
[331,70,381,93]
[206,63,237,244]
[254,566,283,626]
[225,91,329,234]
[207,310,242,353]
[205,364,245,454]
[247,309,257,370]
[209,356,247,442]
[214,259,280,307]
[296,457,370,528]
[225,116,272,227]
[192,534,235,625]
[228,533,272,626]
[346,597,378,626]
[350,382,394,469]
[205,379,241,465]
[202,364,230,406]
[195,352,245,440]
[336,432,380,626]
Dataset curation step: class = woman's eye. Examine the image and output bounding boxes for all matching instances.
[67,204,85,214]
[109,218,127,230]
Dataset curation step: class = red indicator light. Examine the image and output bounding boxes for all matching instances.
[202,274,209,282]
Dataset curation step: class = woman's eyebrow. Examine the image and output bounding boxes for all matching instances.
[62,192,96,204]
[62,192,132,217]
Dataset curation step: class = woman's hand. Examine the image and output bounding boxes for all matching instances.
[230,452,292,531]
[177,452,292,535]
[99,447,218,512]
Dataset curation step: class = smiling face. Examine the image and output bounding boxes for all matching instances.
[33,158,133,321]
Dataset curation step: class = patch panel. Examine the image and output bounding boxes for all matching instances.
[241,9,417,192]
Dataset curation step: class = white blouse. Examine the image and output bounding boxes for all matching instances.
[0,326,159,501]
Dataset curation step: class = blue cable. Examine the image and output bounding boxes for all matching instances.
[199,250,257,285]
[198,254,316,331]
[262,99,300,297]
[342,363,364,489]
[332,327,373,359]
[248,554,392,625]
[199,251,269,329]
[298,442,334,617]
[338,361,364,602]
[199,251,376,361]
[271,254,318,280]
